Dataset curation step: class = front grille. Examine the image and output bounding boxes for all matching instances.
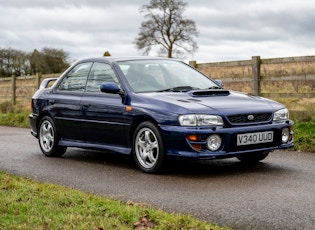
[227,113,272,124]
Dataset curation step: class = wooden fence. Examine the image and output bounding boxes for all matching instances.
[189,55,315,119]
[0,55,314,119]
[0,73,58,107]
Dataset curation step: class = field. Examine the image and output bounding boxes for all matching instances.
[0,55,315,120]
[196,58,315,121]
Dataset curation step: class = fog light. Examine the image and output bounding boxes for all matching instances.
[282,128,290,143]
[191,144,203,151]
[206,135,222,151]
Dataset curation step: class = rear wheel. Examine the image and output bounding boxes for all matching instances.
[38,116,67,157]
[133,121,165,173]
[236,151,269,163]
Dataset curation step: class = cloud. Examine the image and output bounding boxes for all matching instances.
[1,0,315,62]
[0,1,144,61]
[185,0,315,61]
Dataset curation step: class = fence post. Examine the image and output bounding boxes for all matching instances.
[251,56,261,96]
[189,60,197,68]
[11,75,16,105]
[36,73,41,89]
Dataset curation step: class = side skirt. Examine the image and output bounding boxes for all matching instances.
[58,140,132,155]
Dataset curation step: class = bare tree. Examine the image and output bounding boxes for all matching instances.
[30,49,42,75]
[135,0,198,58]
[0,47,70,77]
[0,48,28,77]
[41,47,69,74]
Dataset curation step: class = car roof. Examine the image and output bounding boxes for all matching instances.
[75,56,179,64]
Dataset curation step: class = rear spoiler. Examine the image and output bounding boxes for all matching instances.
[39,78,58,89]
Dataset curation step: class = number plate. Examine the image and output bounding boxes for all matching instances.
[237,131,273,146]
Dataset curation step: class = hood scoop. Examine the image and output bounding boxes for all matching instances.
[177,98,202,103]
[188,89,230,97]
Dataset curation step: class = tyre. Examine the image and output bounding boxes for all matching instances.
[38,116,67,157]
[236,151,269,163]
[133,121,165,173]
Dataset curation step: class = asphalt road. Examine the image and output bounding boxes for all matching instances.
[1,126,315,229]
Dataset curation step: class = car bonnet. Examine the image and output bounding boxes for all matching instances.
[142,90,282,115]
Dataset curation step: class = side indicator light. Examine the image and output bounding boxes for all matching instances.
[125,106,132,111]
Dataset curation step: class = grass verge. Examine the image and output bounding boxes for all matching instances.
[0,111,30,128]
[0,171,227,230]
[293,120,315,152]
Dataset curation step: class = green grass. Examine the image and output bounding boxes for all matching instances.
[0,111,30,128]
[293,120,315,152]
[0,101,30,128]
[0,171,227,230]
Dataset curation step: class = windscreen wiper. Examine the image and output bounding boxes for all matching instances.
[158,86,199,92]
[208,86,222,89]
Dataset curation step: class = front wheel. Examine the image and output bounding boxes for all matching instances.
[38,116,67,157]
[133,121,165,173]
[236,151,269,163]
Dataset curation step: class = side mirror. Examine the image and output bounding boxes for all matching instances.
[100,82,123,95]
[214,79,224,88]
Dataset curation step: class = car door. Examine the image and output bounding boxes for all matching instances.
[81,62,130,147]
[52,62,92,141]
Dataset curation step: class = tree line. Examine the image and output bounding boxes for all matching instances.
[0,47,70,78]
[1,0,198,78]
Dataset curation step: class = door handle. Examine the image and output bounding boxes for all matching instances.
[82,104,90,109]
[48,99,55,105]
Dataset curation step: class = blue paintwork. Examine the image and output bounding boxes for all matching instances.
[29,57,294,160]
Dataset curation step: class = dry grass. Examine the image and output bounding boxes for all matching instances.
[0,59,314,120]
[261,61,315,77]
[196,59,315,120]
[199,65,252,79]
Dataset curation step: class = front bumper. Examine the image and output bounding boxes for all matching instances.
[160,120,294,159]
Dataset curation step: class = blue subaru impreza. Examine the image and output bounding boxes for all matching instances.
[29,57,294,173]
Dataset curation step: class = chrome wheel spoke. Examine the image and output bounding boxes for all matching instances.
[138,134,147,160]
[40,120,55,152]
[135,127,159,169]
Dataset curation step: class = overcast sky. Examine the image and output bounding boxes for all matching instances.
[1,0,315,63]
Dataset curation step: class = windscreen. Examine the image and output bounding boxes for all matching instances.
[117,60,219,93]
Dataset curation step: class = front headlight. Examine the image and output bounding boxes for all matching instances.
[273,108,289,121]
[178,114,223,126]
